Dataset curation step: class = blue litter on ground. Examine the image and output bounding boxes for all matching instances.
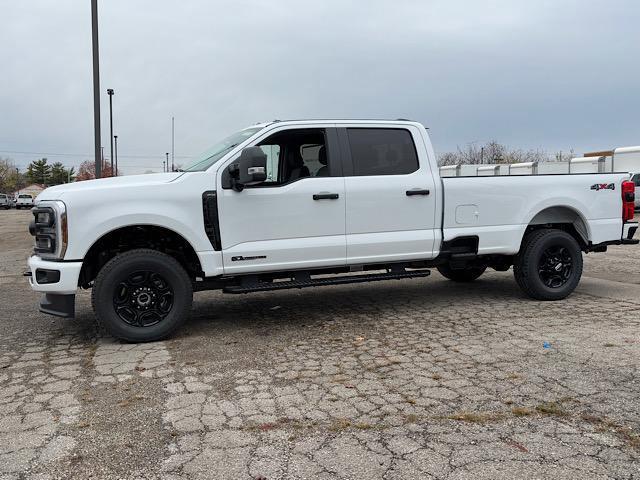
[543,342,551,349]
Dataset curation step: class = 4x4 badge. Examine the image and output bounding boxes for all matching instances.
[590,183,615,191]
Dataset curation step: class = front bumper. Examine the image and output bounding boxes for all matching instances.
[27,255,82,294]
[27,256,82,318]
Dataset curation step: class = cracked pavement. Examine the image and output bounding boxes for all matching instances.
[1,209,639,479]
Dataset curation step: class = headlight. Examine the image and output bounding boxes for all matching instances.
[29,201,68,259]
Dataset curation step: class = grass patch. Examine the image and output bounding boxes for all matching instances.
[329,418,352,431]
[511,407,534,417]
[581,414,640,451]
[535,402,568,416]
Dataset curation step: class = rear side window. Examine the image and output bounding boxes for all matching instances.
[632,174,640,186]
[347,128,419,176]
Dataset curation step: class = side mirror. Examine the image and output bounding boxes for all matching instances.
[228,146,267,191]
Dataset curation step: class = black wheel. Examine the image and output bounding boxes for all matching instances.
[437,264,486,282]
[92,249,193,342]
[514,229,583,300]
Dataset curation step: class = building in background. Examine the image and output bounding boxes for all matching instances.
[15,183,45,199]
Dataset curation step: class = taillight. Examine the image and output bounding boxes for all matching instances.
[622,180,635,222]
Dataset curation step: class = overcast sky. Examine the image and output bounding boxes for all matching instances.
[1,0,639,174]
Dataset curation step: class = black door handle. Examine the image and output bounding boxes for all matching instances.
[313,193,339,200]
[406,189,430,196]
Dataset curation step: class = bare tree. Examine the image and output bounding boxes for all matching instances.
[437,141,560,166]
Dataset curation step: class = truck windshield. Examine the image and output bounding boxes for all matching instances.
[19,195,32,198]
[183,127,263,172]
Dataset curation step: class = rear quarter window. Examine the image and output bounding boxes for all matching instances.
[347,128,419,176]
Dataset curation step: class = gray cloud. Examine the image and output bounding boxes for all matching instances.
[1,0,639,174]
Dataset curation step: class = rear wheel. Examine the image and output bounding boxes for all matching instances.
[92,249,193,342]
[437,263,486,282]
[514,229,583,300]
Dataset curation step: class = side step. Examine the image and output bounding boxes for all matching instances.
[223,268,431,294]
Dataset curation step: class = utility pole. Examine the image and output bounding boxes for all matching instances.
[114,135,119,176]
[171,117,175,172]
[107,88,115,174]
[91,0,102,178]
[163,160,166,173]
[165,152,169,172]
[480,147,484,165]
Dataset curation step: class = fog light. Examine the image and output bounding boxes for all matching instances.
[35,269,60,284]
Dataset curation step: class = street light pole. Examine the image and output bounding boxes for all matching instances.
[114,135,118,176]
[163,160,166,173]
[91,0,102,179]
[171,116,175,172]
[165,152,169,172]
[107,88,114,175]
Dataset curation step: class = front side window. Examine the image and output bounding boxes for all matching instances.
[255,129,328,186]
[259,144,281,182]
[347,128,419,176]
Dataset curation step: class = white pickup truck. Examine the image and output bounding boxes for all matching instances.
[16,194,34,209]
[26,119,638,342]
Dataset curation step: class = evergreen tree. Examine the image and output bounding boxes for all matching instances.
[26,158,52,185]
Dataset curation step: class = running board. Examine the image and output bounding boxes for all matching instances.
[223,269,431,294]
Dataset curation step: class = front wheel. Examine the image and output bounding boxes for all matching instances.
[514,229,583,300]
[437,264,486,282]
[92,249,193,342]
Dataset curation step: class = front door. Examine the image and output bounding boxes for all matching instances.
[341,125,438,264]
[217,127,346,274]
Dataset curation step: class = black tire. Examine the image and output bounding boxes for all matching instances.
[92,249,193,342]
[437,264,486,282]
[514,229,583,301]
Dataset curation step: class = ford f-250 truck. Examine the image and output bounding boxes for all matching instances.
[26,120,638,342]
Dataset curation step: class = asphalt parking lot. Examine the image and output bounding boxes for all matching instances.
[1,209,639,479]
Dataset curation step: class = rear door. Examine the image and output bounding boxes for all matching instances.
[340,125,438,264]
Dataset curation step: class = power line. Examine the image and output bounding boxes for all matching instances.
[0,149,194,159]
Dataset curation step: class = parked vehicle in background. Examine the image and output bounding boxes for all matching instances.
[25,119,638,342]
[631,173,640,209]
[16,194,34,209]
[0,194,11,209]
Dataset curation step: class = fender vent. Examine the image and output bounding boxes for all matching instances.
[202,191,222,251]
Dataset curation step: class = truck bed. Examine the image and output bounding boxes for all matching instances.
[441,172,628,255]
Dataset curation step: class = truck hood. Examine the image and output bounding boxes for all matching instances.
[36,172,184,202]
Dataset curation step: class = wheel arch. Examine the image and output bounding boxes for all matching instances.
[524,205,591,249]
[79,224,204,288]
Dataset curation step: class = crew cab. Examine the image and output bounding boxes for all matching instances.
[26,120,638,342]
